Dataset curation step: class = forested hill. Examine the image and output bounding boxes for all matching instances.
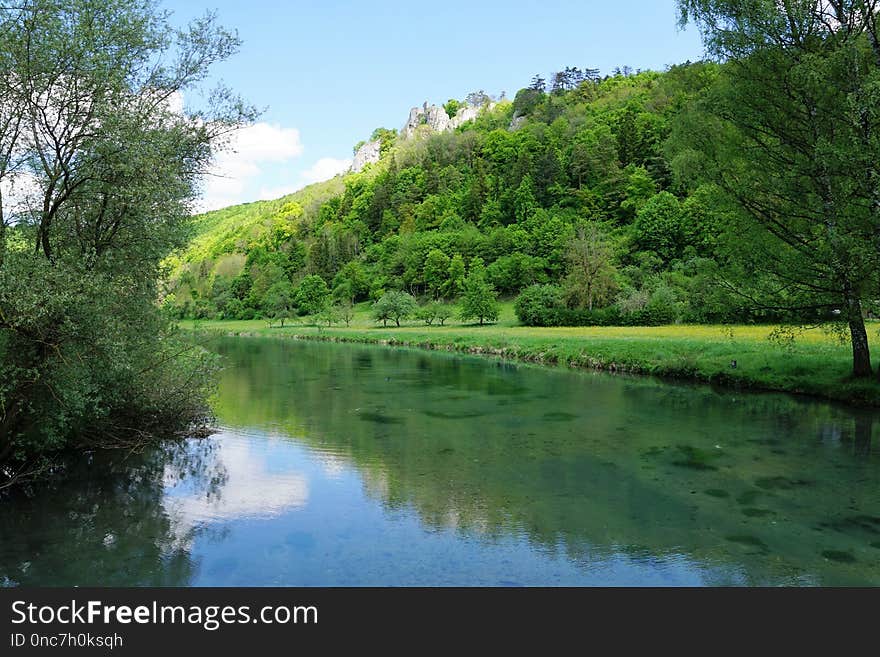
[164,62,752,326]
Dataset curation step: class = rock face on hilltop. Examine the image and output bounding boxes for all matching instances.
[401,101,490,140]
[351,139,381,173]
[350,100,492,173]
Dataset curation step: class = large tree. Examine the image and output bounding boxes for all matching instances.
[676,0,880,377]
[563,224,618,311]
[0,0,254,487]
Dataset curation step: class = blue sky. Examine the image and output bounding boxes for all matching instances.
[162,1,706,210]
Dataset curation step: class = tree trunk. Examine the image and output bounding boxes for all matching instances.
[847,297,872,378]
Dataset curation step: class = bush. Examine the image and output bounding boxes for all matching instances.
[514,285,564,326]
[515,283,683,327]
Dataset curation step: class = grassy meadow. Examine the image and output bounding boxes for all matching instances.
[181,301,880,406]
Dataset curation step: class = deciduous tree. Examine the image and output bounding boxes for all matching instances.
[677,0,880,377]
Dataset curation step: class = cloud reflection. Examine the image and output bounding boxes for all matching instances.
[164,434,309,527]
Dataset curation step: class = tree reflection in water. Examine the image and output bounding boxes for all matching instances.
[0,438,227,587]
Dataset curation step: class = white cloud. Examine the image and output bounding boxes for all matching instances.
[199,122,305,212]
[299,157,352,186]
[257,184,300,201]
[249,157,352,204]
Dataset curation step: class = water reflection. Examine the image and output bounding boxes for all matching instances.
[1,337,879,586]
[0,441,222,586]
[165,436,309,526]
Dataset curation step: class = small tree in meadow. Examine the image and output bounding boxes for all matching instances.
[418,302,455,326]
[264,280,295,328]
[459,258,500,326]
[435,304,453,326]
[337,302,355,327]
[372,290,417,327]
[316,304,340,328]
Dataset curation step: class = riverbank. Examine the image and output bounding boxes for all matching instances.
[181,307,880,406]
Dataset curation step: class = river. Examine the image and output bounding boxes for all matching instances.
[2,337,879,586]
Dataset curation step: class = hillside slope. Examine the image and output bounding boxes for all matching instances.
[164,63,761,326]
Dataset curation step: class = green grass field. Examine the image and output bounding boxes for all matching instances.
[181,301,880,406]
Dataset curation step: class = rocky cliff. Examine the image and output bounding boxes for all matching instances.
[351,139,381,173]
[401,101,489,139]
[350,100,491,173]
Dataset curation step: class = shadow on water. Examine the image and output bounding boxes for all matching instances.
[2,337,879,586]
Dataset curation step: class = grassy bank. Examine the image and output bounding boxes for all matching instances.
[181,302,880,406]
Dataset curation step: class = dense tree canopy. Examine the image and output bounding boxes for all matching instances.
[0,0,253,488]
[677,0,880,377]
[167,61,743,327]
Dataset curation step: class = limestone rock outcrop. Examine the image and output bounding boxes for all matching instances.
[401,101,490,140]
[509,115,527,131]
[351,139,381,173]
[350,100,493,173]
[426,105,451,133]
[449,105,481,130]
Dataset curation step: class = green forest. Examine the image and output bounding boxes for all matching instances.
[167,64,736,327]
[166,2,880,383]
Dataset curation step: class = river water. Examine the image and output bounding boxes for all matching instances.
[2,337,879,586]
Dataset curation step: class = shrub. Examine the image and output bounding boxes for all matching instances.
[514,285,564,326]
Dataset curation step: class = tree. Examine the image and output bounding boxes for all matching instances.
[370,127,398,156]
[515,284,565,326]
[444,254,466,299]
[466,90,491,107]
[570,124,620,187]
[416,301,453,326]
[316,304,340,328]
[443,99,463,119]
[677,0,880,378]
[633,192,685,263]
[486,253,546,295]
[459,258,500,325]
[550,71,568,94]
[423,249,451,299]
[435,304,454,326]
[372,290,417,327]
[529,74,546,92]
[295,275,330,316]
[416,302,442,326]
[619,167,658,220]
[513,88,544,118]
[264,280,295,327]
[563,224,618,311]
[337,302,355,327]
[0,0,253,487]
[513,175,538,223]
[332,261,370,303]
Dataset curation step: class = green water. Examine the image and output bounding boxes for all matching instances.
[2,337,880,586]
